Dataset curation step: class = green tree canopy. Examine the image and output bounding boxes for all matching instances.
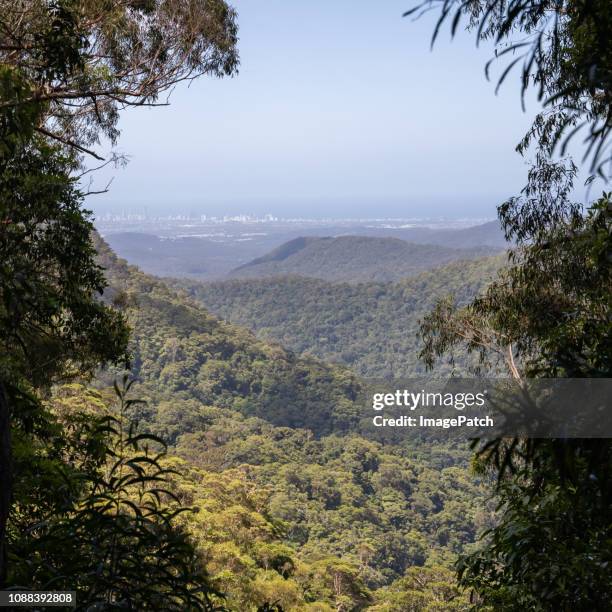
[410,0,611,608]
[0,0,239,595]
[0,0,239,158]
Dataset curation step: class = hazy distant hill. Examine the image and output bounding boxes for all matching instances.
[177,255,505,378]
[101,232,255,279]
[234,236,321,268]
[230,235,499,282]
[365,220,507,249]
[99,220,507,281]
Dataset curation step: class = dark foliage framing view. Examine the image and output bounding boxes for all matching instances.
[0,1,610,611]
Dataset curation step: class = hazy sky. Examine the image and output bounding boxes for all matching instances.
[90,0,541,219]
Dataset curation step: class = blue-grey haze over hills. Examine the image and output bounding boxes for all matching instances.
[99,216,507,281]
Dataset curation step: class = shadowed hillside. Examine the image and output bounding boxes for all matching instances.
[94,234,362,436]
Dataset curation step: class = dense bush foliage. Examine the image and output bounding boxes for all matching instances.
[0,0,240,605]
[11,381,220,610]
[406,0,612,606]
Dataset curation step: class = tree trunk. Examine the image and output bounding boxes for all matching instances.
[0,381,11,586]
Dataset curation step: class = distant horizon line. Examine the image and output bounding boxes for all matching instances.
[93,212,497,223]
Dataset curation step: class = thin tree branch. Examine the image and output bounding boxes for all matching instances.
[35,126,104,161]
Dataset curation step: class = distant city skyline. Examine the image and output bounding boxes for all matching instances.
[91,197,501,221]
[95,210,492,223]
[88,0,543,219]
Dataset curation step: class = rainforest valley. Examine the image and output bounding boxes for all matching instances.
[1,0,610,610]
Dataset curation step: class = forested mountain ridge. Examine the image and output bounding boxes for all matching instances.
[90,235,494,610]
[234,236,322,268]
[230,235,500,283]
[100,220,507,282]
[175,255,505,378]
[95,235,362,437]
